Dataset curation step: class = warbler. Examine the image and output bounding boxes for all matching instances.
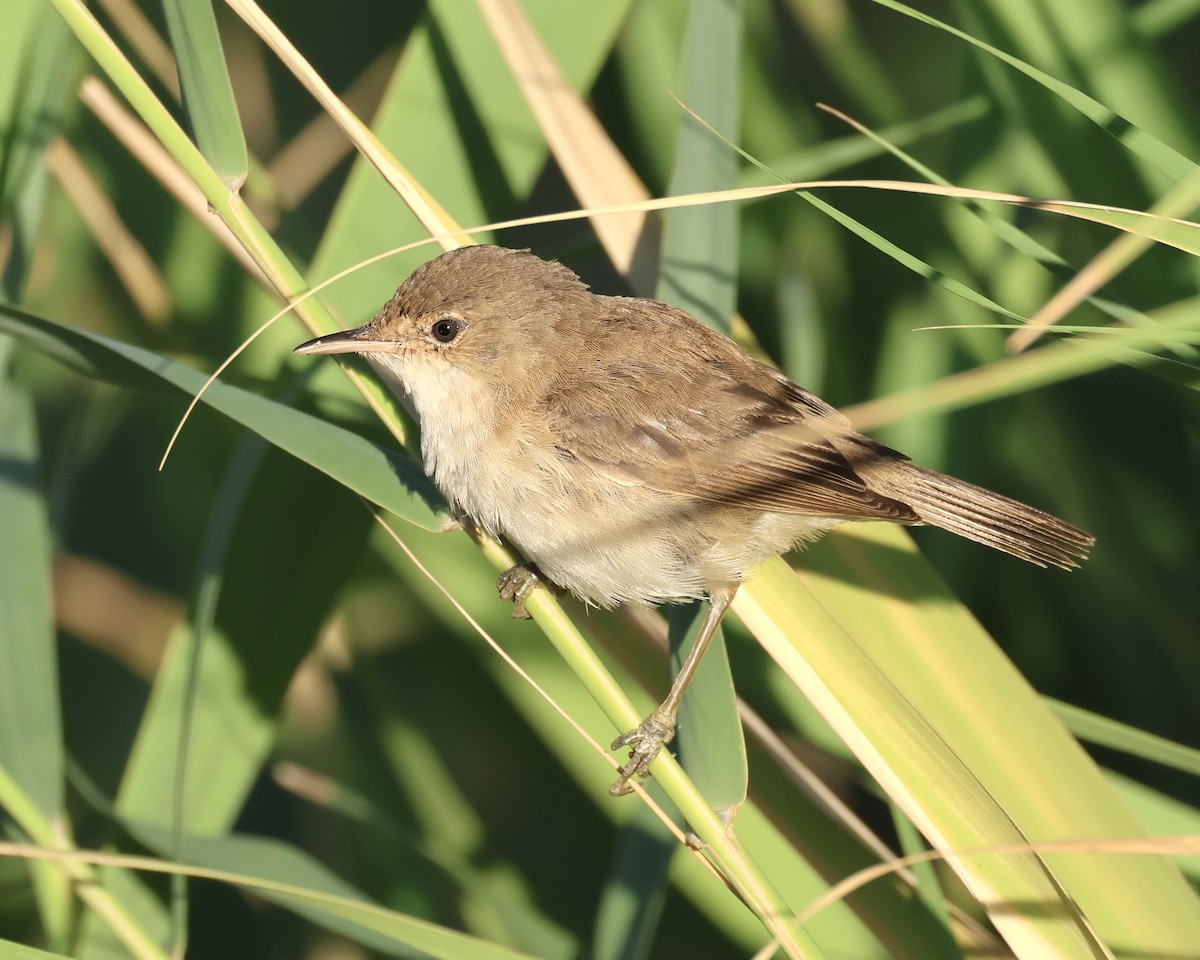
[296,245,1093,794]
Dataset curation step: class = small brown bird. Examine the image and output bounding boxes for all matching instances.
[296,245,1093,794]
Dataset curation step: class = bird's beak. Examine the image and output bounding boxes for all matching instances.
[294,326,396,356]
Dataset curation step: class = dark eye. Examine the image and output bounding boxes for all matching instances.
[430,317,461,343]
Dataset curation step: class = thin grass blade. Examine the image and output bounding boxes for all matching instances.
[0,383,69,947]
[868,0,1197,183]
[0,9,78,305]
[161,0,247,189]
[651,0,749,816]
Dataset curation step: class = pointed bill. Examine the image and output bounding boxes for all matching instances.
[294,327,393,355]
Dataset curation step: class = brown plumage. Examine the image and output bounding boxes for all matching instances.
[296,245,1093,792]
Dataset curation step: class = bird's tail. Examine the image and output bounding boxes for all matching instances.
[877,465,1094,570]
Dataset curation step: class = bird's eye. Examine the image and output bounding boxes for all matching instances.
[430,317,461,343]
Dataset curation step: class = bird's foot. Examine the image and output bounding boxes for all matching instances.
[609,709,676,796]
[496,563,556,620]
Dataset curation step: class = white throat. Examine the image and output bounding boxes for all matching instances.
[365,354,503,528]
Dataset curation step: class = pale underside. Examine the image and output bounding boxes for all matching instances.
[363,276,1090,607]
[369,320,918,607]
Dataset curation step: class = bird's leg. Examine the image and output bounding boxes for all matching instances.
[610,584,738,796]
[496,562,558,620]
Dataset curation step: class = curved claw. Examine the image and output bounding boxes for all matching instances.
[609,710,676,796]
[496,563,548,619]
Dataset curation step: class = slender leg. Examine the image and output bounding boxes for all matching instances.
[609,583,739,796]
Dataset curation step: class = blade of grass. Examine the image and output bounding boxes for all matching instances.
[845,296,1200,432]
[0,304,448,529]
[974,0,1200,164]
[303,0,628,325]
[1009,167,1200,350]
[783,0,904,124]
[268,47,399,211]
[90,449,378,959]
[0,774,167,960]
[654,0,748,819]
[381,517,958,958]
[475,0,650,290]
[736,553,1108,959]
[0,383,69,950]
[342,663,578,958]
[743,522,1200,955]
[0,939,74,960]
[1132,0,1200,38]
[93,0,180,97]
[77,76,272,287]
[0,296,820,956]
[0,8,78,306]
[285,8,819,949]
[161,0,247,189]
[867,0,1197,183]
[592,801,674,960]
[162,431,270,955]
[378,517,824,959]
[224,0,469,250]
[44,136,171,324]
[678,100,1028,324]
[48,0,413,451]
[657,0,743,333]
[2,840,543,960]
[1050,700,1200,777]
[739,98,991,189]
[815,101,1161,336]
[1109,776,1200,883]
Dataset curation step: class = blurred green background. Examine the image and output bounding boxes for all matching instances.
[1,1,1198,958]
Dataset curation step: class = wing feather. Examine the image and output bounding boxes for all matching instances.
[539,300,918,523]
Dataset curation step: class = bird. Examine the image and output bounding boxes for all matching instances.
[295,244,1093,794]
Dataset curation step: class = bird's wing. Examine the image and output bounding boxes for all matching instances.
[541,315,918,523]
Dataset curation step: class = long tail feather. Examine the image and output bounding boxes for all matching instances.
[878,466,1094,569]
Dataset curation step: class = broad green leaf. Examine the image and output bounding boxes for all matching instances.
[592,803,673,960]
[0,304,447,530]
[0,939,74,960]
[1110,774,1200,884]
[657,0,743,333]
[0,385,60,826]
[0,382,70,949]
[85,446,377,956]
[738,560,1104,959]
[128,825,542,960]
[667,605,746,813]
[737,524,1200,958]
